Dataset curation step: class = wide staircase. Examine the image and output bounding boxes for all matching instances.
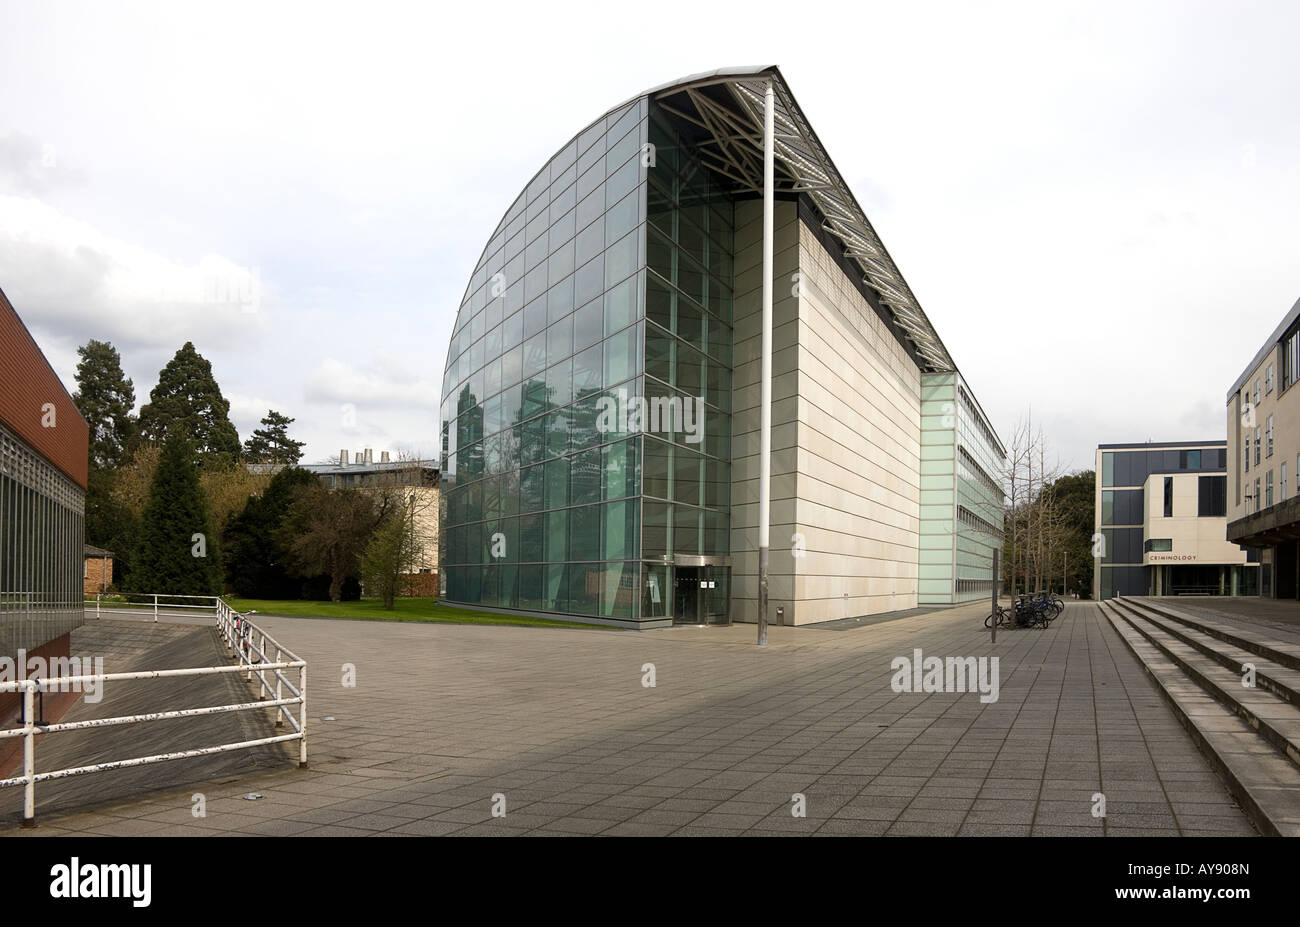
[1100,596,1300,836]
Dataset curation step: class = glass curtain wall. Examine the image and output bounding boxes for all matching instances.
[438,98,736,624]
[641,104,734,621]
[0,421,85,657]
[439,99,648,620]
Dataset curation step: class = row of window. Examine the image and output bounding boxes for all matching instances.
[1100,447,1226,488]
[1243,458,1300,514]
[956,504,1000,536]
[0,422,86,656]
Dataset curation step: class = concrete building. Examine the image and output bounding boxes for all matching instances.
[1094,440,1256,599]
[438,66,1005,628]
[0,285,89,721]
[1226,295,1300,597]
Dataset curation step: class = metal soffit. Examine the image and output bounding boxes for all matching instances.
[653,67,955,372]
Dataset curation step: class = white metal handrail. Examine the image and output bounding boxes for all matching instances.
[84,592,222,623]
[0,598,306,827]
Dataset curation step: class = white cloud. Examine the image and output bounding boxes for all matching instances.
[304,354,439,410]
[0,195,267,353]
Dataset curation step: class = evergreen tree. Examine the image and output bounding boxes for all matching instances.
[224,466,318,597]
[137,342,241,468]
[243,410,306,464]
[130,432,223,595]
[71,339,137,470]
[276,484,384,602]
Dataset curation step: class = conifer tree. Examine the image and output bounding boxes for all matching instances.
[137,342,241,468]
[131,431,223,594]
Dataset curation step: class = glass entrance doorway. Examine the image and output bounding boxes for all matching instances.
[671,564,729,625]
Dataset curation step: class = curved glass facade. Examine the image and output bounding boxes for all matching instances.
[440,92,741,625]
[441,69,1006,627]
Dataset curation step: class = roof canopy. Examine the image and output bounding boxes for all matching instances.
[647,66,955,372]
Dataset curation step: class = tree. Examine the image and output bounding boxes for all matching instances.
[243,410,306,464]
[360,493,420,609]
[130,432,223,595]
[1001,416,1066,595]
[72,339,137,470]
[277,484,388,601]
[224,466,319,598]
[1045,470,1097,598]
[137,342,241,468]
[200,465,273,538]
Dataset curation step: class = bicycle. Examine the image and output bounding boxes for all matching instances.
[984,604,1014,629]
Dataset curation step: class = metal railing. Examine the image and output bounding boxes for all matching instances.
[84,592,221,622]
[1,597,306,827]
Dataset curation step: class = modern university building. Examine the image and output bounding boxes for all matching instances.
[438,66,1006,628]
[1093,440,1257,600]
[1225,294,1300,597]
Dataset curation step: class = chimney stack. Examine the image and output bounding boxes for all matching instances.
[340,450,349,467]
[381,451,390,463]
[364,448,373,464]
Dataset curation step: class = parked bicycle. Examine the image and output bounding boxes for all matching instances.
[985,592,1063,630]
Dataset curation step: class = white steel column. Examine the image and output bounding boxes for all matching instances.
[757,79,774,647]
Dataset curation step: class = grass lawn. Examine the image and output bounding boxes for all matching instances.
[224,596,618,630]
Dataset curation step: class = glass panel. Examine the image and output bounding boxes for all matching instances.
[673,505,700,555]
[545,455,570,509]
[602,499,638,561]
[568,562,599,615]
[572,297,603,353]
[642,561,669,619]
[545,510,569,563]
[603,324,639,388]
[643,437,671,500]
[572,343,603,398]
[571,446,602,505]
[602,438,640,501]
[518,514,543,561]
[642,501,670,559]
[569,504,601,562]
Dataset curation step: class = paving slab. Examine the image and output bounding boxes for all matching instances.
[0,601,1258,836]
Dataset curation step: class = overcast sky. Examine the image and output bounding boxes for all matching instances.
[2,0,1297,473]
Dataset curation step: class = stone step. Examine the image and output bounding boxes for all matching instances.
[1108,601,1300,770]
[1101,601,1300,837]
[1110,598,1300,708]
[1123,597,1300,674]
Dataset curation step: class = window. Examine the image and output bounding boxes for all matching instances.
[1163,476,1173,517]
[1267,470,1274,508]
[1102,452,1115,487]
[1144,538,1173,552]
[1245,433,1251,473]
[1198,475,1227,516]
[1255,427,1262,466]
[1101,490,1114,526]
[1255,478,1261,513]
[1286,330,1300,391]
[1282,462,1287,501]
[1267,364,1275,394]
[1267,415,1274,458]
[1255,379,1262,405]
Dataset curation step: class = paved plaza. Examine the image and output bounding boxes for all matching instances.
[3,600,1257,836]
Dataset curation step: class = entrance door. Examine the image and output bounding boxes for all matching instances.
[671,565,730,625]
[673,567,699,624]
